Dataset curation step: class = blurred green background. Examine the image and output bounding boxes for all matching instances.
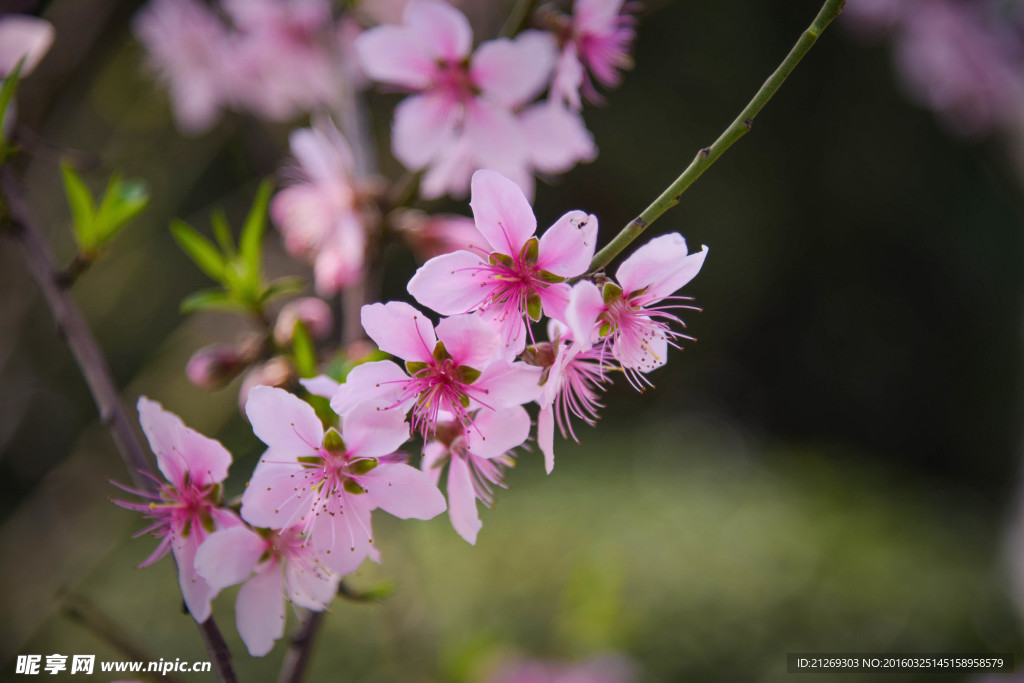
[2,0,1023,681]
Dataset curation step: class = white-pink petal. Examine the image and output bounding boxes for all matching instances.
[245,386,324,457]
[341,400,411,459]
[236,562,286,657]
[392,93,459,169]
[521,102,596,173]
[240,459,310,529]
[407,250,488,316]
[537,405,555,474]
[329,360,409,416]
[615,233,708,298]
[360,301,437,363]
[446,455,482,544]
[404,0,472,63]
[300,375,341,399]
[537,210,598,277]
[471,31,557,108]
[469,405,530,459]
[566,280,606,349]
[474,361,543,407]
[435,313,500,369]
[194,526,267,593]
[354,24,434,88]
[469,170,537,256]
[359,462,447,520]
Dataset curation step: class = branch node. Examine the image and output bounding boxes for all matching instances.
[698,147,711,159]
[743,118,753,130]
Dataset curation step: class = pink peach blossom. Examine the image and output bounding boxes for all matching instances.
[355,0,558,198]
[329,301,542,437]
[194,525,340,656]
[422,406,530,544]
[551,0,637,109]
[112,397,240,622]
[567,233,706,387]
[271,117,369,295]
[408,170,598,357]
[241,386,445,574]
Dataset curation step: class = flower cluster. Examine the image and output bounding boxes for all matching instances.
[120,168,706,657]
[133,0,359,133]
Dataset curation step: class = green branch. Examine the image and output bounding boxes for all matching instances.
[585,0,846,275]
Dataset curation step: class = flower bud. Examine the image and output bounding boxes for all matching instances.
[186,344,245,390]
[238,357,293,413]
[274,297,333,347]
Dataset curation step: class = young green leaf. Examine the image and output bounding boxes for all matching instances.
[210,209,235,257]
[240,179,272,287]
[170,219,227,282]
[180,288,248,314]
[94,174,148,243]
[0,59,24,160]
[60,161,96,249]
[291,320,318,378]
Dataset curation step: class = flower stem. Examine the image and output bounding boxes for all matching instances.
[276,611,323,683]
[0,163,239,683]
[585,0,845,275]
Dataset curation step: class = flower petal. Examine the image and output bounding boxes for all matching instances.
[245,386,324,457]
[240,455,313,530]
[330,360,410,416]
[468,405,530,459]
[446,455,482,544]
[393,92,459,170]
[405,0,472,63]
[537,210,598,277]
[435,313,500,369]
[360,301,437,363]
[474,361,543,407]
[194,526,267,593]
[0,15,54,76]
[300,375,341,399]
[538,405,555,474]
[354,24,434,88]
[471,31,557,108]
[359,462,447,520]
[172,535,215,623]
[615,233,708,299]
[566,280,605,348]
[521,102,596,173]
[407,249,488,315]
[341,400,411,459]
[469,169,537,256]
[236,562,286,657]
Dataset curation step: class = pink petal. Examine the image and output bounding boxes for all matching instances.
[474,361,543,407]
[471,31,557,108]
[172,535,215,623]
[0,15,54,76]
[289,121,354,185]
[469,171,537,257]
[615,233,708,298]
[176,427,232,488]
[314,219,366,295]
[419,135,476,199]
[565,280,605,348]
[550,44,584,110]
[240,459,311,530]
[537,210,598,277]
[341,400,411,459]
[478,306,528,360]
[360,301,437,363]
[446,455,481,544]
[236,562,286,657]
[194,526,267,593]
[245,386,323,457]
[354,24,434,88]
[405,0,472,63]
[407,250,488,315]
[137,396,188,488]
[392,93,459,170]
[312,495,375,574]
[329,360,410,416]
[435,313,500,369]
[420,440,448,486]
[469,405,530,459]
[615,325,669,373]
[521,102,596,172]
[538,405,555,474]
[300,375,341,399]
[464,103,530,200]
[284,555,338,610]
[538,281,572,325]
[359,462,447,520]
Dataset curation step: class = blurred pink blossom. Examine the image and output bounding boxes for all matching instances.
[393,211,489,261]
[273,297,334,346]
[355,0,559,198]
[550,0,637,109]
[271,117,371,295]
[0,14,54,76]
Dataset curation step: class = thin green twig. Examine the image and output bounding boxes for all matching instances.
[584,0,846,275]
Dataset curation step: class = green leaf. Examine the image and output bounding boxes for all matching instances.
[240,179,273,287]
[180,288,246,314]
[602,282,623,304]
[291,320,318,378]
[349,457,378,475]
[260,276,307,304]
[60,161,96,249]
[322,428,345,455]
[0,59,24,160]
[520,237,539,266]
[210,209,235,256]
[456,365,481,384]
[526,291,543,322]
[94,174,149,244]
[171,219,226,282]
[405,361,428,375]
